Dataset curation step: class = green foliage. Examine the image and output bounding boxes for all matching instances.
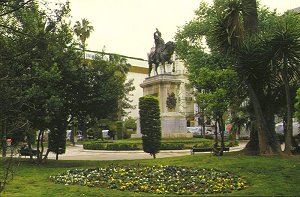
[48,128,66,154]
[139,95,161,158]
[160,143,184,150]
[86,127,103,140]
[115,121,123,140]
[0,0,134,161]
[106,143,138,151]
[73,18,94,50]
[83,142,106,150]
[175,0,300,154]
[124,117,137,130]
[82,138,217,151]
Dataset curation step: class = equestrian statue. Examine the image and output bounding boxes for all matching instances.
[148,28,176,76]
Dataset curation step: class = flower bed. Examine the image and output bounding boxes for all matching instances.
[50,164,248,195]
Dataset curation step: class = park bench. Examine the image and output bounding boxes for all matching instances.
[18,149,39,158]
[191,147,230,155]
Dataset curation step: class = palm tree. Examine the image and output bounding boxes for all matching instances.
[211,0,282,154]
[73,18,94,56]
[265,12,300,153]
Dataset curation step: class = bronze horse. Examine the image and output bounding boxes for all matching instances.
[148,41,176,76]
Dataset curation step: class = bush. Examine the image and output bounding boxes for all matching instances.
[139,95,161,158]
[160,143,184,150]
[83,141,141,150]
[83,143,106,150]
[204,135,214,139]
[106,143,139,150]
[87,128,103,140]
[115,121,123,140]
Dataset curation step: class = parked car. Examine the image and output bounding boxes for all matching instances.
[205,130,214,135]
[275,122,299,136]
[67,130,83,140]
[102,130,110,138]
[187,127,202,135]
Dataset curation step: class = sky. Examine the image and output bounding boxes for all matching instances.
[54,0,300,59]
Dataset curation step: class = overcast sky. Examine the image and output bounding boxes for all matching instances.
[59,0,300,59]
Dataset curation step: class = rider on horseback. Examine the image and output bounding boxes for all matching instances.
[148,29,175,76]
[153,28,165,64]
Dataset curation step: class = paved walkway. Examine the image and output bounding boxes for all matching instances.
[47,141,248,161]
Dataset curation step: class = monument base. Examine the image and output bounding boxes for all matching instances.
[161,112,186,134]
[131,112,192,139]
[131,133,193,139]
[162,133,193,138]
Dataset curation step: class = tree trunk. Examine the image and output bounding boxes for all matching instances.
[214,121,218,146]
[241,0,258,36]
[218,117,225,149]
[246,81,281,154]
[244,120,259,154]
[241,1,281,155]
[282,56,293,154]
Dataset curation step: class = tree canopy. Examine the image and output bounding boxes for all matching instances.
[175,0,300,155]
[0,0,134,162]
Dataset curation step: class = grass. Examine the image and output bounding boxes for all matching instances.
[1,152,300,196]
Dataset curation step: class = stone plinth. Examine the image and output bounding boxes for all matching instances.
[134,74,191,138]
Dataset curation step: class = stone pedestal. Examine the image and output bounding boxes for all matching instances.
[133,74,192,138]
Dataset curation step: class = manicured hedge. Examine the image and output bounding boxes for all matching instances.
[160,143,185,150]
[83,141,233,151]
[83,143,106,150]
[106,143,139,150]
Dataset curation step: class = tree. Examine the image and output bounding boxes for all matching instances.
[118,79,136,119]
[73,18,94,54]
[187,53,239,155]
[0,0,83,163]
[65,53,133,140]
[139,95,161,159]
[264,12,300,153]
[209,0,279,154]
[175,0,299,155]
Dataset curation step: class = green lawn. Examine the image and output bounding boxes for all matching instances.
[2,152,300,196]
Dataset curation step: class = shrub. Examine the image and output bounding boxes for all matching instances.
[87,128,103,140]
[106,143,139,150]
[48,124,67,154]
[115,121,123,140]
[139,95,161,159]
[160,143,184,150]
[83,143,106,150]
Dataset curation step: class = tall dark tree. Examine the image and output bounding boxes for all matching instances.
[139,95,161,159]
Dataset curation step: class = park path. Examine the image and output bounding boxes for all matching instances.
[47,140,249,161]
